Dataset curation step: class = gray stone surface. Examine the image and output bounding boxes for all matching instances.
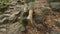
[51,30,60,34]
[40,6,50,13]
[19,24,26,32]
[50,2,60,10]
[33,14,44,24]
[28,2,34,10]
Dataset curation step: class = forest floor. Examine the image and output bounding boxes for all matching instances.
[0,0,60,34]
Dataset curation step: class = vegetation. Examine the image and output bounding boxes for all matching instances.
[0,0,60,34]
[0,0,9,7]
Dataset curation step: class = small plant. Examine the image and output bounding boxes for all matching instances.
[0,0,9,7]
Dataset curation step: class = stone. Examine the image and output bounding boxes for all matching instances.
[23,11,29,17]
[20,5,24,12]
[36,24,43,31]
[9,1,17,6]
[0,14,10,24]
[13,11,20,15]
[40,6,50,13]
[28,2,34,10]
[0,28,6,32]
[21,0,35,3]
[19,24,26,32]
[3,14,11,17]
[33,14,44,24]
[50,2,60,10]
[17,0,21,4]
[0,6,8,13]
[50,30,60,34]
[5,10,11,14]
[9,14,17,21]
[22,18,28,26]
[47,0,60,3]
[0,17,8,24]
[55,21,60,27]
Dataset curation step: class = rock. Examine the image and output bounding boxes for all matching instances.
[28,2,34,10]
[0,17,8,24]
[5,10,11,14]
[16,5,21,8]
[9,14,17,21]
[0,6,9,13]
[36,24,43,31]
[12,11,20,15]
[9,1,17,6]
[0,14,10,24]
[23,11,29,17]
[50,2,60,10]
[47,0,60,3]
[40,6,50,13]
[55,21,60,27]
[50,30,60,34]
[33,14,44,24]
[19,24,26,32]
[0,28,6,32]
[22,18,28,26]
[20,0,34,3]
[3,14,11,17]
[17,0,21,4]
[20,5,24,12]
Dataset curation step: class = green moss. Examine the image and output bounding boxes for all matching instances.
[0,0,9,7]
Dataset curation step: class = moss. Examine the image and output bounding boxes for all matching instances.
[0,0,9,7]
